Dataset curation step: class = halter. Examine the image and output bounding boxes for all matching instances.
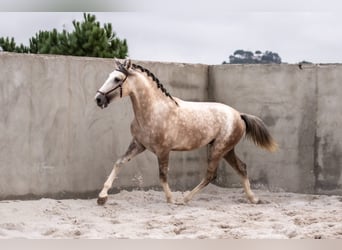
[96,68,128,98]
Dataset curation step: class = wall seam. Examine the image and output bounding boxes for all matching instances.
[313,65,320,193]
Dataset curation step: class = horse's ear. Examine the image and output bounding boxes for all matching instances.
[124,58,132,70]
[114,58,121,67]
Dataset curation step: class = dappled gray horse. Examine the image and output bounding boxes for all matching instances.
[94,59,277,205]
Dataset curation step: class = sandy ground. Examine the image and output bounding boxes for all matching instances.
[1,184,342,239]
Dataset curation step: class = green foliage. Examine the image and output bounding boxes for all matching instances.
[223,49,282,64]
[0,13,128,58]
[0,37,29,53]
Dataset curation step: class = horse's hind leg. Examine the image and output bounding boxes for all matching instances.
[97,139,145,205]
[183,158,220,204]
[183,144,222,203]
[224,149,259,204]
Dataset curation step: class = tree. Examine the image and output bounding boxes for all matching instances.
[0,37,16,51]
[0,13,128,58]
[0,37,29,53]
[261,50,281,64]
[223,49,282,64]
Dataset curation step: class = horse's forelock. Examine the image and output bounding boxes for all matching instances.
[116,62,130,76]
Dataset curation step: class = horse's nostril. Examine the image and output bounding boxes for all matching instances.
[96,96,102,105]
[95,93,109,108]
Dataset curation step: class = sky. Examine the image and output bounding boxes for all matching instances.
[1,1,342,64]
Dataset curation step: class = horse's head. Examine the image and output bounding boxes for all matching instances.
[95,58,132,109]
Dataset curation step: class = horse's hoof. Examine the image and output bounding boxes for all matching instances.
[256,199,270,204]
[250,197,260,204]
[97,196,108,205]
[166,200,175,204]
[175,200,186,206]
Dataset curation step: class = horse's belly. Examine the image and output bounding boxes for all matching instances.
[171,127,216,151]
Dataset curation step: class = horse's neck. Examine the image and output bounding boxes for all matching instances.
[129,79,173,125]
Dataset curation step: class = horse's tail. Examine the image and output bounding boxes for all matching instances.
[240,113,278,152]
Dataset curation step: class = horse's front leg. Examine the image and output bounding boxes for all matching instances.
[97,139,145,205]
[158,154,174,204]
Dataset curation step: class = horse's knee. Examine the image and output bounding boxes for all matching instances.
[205,158,220,182]
[159,167,168,183]
[211,171,218,181]
[159,172,167,183]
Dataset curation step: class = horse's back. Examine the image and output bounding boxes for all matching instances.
[177,99,241,125]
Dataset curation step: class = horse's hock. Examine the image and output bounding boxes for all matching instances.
[0,52,341,199]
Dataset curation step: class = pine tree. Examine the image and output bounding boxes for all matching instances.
[0,13,128,58]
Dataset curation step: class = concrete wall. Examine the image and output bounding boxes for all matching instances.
[0,53,341,199]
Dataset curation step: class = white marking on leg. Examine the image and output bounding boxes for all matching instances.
[99,162,122,198]
[97,140,145,202]
[161,181,174,203]
[243,178,259,204]
[183,179,207,203]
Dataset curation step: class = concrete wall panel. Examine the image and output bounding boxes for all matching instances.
[316,66,342,193]
[209,64,317,193]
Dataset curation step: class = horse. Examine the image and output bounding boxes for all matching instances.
[94,58,277,205]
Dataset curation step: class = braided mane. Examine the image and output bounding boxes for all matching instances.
[132,64,179,106]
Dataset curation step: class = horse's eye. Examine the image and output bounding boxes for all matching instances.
[114,77,121,83]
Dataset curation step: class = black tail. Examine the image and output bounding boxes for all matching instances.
[241,113,278,152]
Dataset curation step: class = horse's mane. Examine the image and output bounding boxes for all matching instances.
[132,64,179,106]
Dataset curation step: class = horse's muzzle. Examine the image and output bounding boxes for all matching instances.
[95,92,109,109]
